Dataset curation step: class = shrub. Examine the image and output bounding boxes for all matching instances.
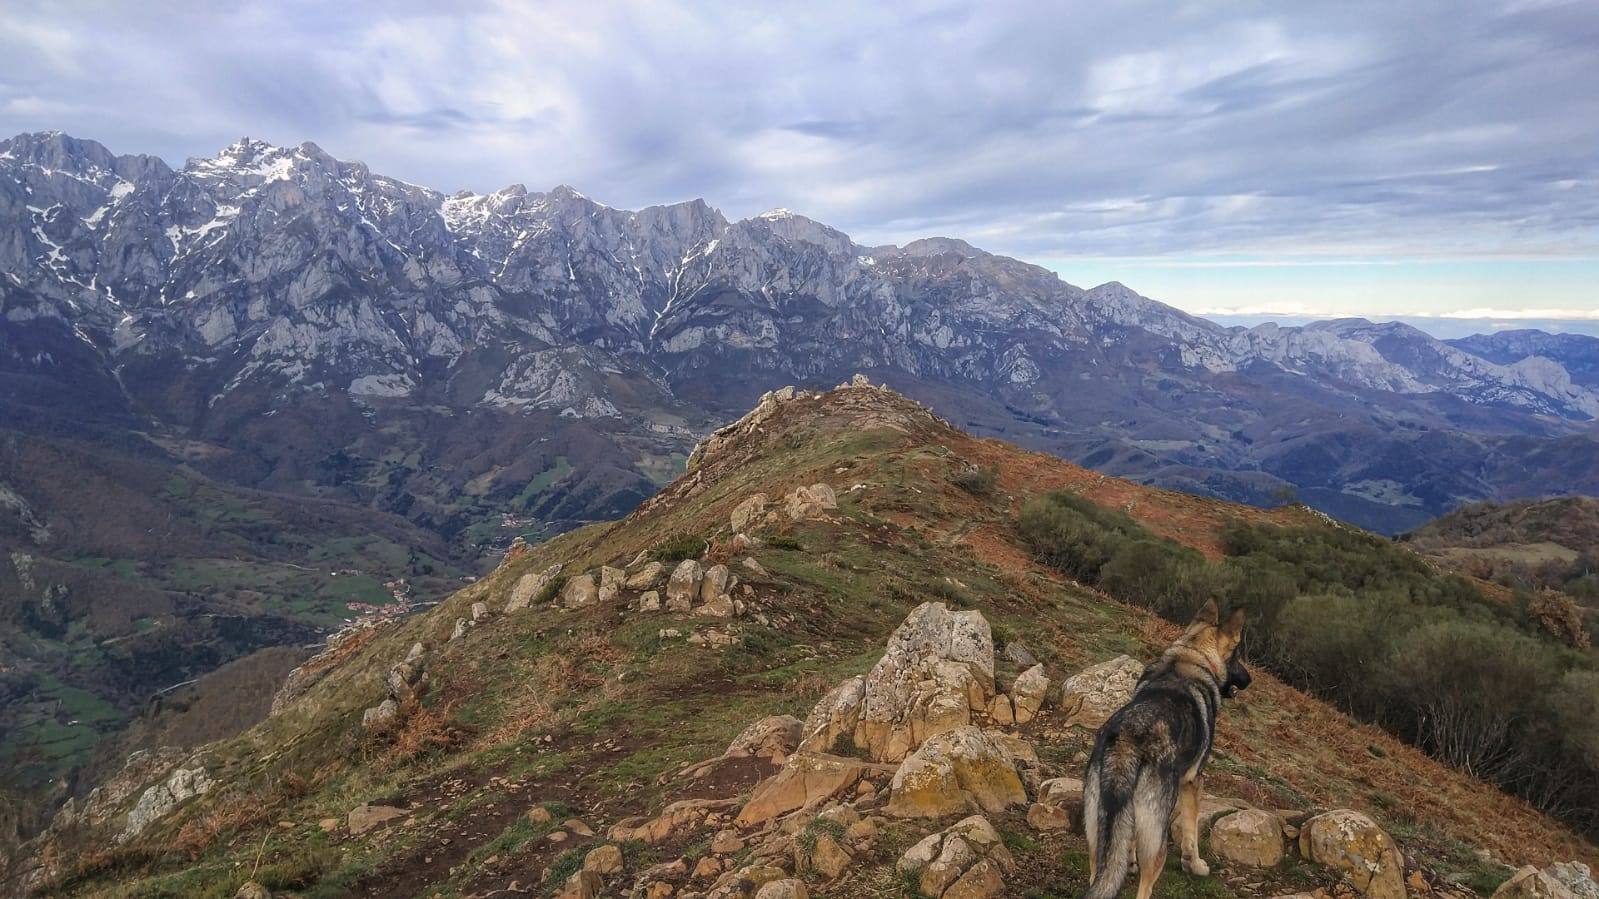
[1018,496,1599,835]
[952,466,998,495]
[1380,621,1558,779]
[650,534,707,563]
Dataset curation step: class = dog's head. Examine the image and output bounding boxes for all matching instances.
[1177,598,1249,697]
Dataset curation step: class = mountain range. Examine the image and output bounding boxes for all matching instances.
[3,128,1599,860]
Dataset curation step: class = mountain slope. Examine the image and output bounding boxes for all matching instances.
[8,383,1592,898]
[5,131,1599,543]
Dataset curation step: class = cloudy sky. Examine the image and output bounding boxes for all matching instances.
[3,0,1596,325]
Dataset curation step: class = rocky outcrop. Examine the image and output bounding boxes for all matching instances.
[854,602,996,762]
[680,716,804,780]
[1009,664,1049,724]
[731,494,769,532]
[627,561,665,590]
[898,815,1015,899]
[562,573,600,609]
[783,484,838,521]
[736,754,894,827]
[797,676,865,755]
[666,560,704,611]
[361,699,399,731]
[347,803,408,835]
[506,563,563,612]
[119,765,213,842]
[1494,867,1582,899]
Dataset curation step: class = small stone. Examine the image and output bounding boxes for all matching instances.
[1027,802,1071,831]
[754,879,809,899]
[235,883,272,899]
[647,883,675,899]
[347,804,407,835]
[693,856,722,879]
[549,831,570,843]
[318,817,338,832]
[528,806,554,824]
[584,844,625,875]
[565,818,596,837]
[711,829,745,854]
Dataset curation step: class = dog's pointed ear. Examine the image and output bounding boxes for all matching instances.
[1222,607,1246,641]
[1191,598,1219,628]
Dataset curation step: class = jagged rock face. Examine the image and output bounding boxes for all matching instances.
[9,131,1599,538]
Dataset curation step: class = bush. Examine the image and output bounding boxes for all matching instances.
[1018,496,1599,835]
[650,534,708,563]
[1017,493,1139,583]
[1380,621,1558,779]
[952,466,999,495]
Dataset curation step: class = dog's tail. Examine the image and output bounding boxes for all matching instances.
[1082,750,1140,899]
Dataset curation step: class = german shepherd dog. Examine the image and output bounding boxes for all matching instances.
[1081,599,1251,899]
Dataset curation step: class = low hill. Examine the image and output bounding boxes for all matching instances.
[1404,497,1599,636]
[7,382,1595,899]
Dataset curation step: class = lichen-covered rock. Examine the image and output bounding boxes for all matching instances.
[1010,664,1049,724]
[471,601,490,622]
[986,694,1014,725]
[753,879,808,899]
[610,797,741,844]
[119,764,213,841]
[727,715,804,763]
[855,602,996,762]
[701,564,732,602]
[627,561,665,590]
[784,483,838,520]
[1060,655,1144,727]
[362,699,399,730]
[898,815,1015,899]
[736,753,894,827]
[346,803,407,835]
[506,563,562,612]
[731,494,769,532]
[1026,802,1071,831]
[1545,863,1599,899]
[600,566,627,589]
[885,726,1028,818]
[666,560,704,611]
[562,573,599,608]
[797,675,865,754]
[639,590,663,611]
[1494,867,1581,899]
[1299,810,1405,899]
[1210,809,1285,867]
[584,844,625,875]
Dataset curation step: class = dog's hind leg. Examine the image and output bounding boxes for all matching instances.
[1133,777,1172,899]
[1176,778,1209,876]
[1083,767,1100,884]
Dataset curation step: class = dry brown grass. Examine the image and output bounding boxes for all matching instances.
[481,634,623,746]
[170,772,310,859]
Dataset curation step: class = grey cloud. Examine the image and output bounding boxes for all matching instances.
[1,0,1596,264]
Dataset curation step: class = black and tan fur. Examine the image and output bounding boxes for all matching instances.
[1080,599,1251,899]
